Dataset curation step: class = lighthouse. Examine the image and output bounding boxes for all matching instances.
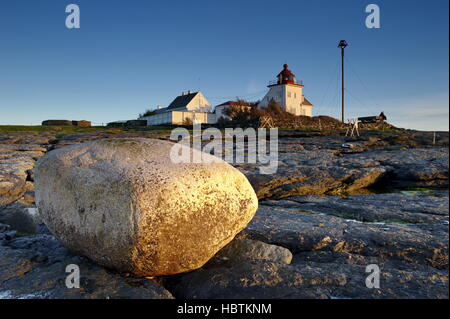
[258,64,313,116]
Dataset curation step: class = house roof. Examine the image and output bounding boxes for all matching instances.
[302,97,313,106]
[216,100,251,107]
[152,107,169,114]
[167,92,198,109]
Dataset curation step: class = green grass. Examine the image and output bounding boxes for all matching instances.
[0,125,174,134]
[0,125,407,138]
[371,218,431,225]
[0,125,107,133]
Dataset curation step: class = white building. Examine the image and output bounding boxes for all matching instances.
[214,100,252,121]
[257,64,313,116]
[140,91,214,125]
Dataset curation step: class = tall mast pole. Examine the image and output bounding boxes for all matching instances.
[338,40,348,123]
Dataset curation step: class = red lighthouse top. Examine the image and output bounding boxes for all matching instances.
[276,64,298,85]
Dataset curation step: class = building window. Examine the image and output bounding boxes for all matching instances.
[294,93,297,99]
[287,92,291,98]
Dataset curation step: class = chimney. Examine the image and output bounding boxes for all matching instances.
[188,90,192,94]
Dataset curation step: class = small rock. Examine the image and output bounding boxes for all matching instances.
[214,238,292,264]
[0,204,42,234]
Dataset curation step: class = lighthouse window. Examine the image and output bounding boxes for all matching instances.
[294,93,297,98]
[287,92,291,98]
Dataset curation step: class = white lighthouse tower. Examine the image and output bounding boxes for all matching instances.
[258,64,313,116]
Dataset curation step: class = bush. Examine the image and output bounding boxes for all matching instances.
[139,109,156,118]
[183,117,193,125]
[216,116,231,126]
[223,99,261,127]
[264,101,285,116]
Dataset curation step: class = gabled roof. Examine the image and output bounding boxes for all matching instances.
[152,107,169,114]
[302,97,313,106]
[217,100,252,107]
[167,92,199,109]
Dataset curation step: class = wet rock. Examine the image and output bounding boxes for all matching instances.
[244,201,448,269]
[0,144,47,153]
[341,148,449,188]
[0,235,173,299]
[50,131,171,149]
[241,146,448,199]
[0,222,9,233]
[166,190,448,299]
[166,257,447,299]
[248,166,388,199]
[213,238,293,265]
[0,203,42,234]
[0,223,16,243]
[269,191,449,225]
[0,129,448,299]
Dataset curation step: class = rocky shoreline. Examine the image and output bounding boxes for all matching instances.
[0,129,448,299]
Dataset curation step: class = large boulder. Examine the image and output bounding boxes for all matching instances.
[34,138,258,276]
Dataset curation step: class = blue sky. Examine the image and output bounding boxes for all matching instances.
[0,0,448,130]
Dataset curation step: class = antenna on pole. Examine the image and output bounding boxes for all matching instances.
[338,40,348,123]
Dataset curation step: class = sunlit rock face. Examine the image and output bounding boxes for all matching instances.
[35,138,258,276]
